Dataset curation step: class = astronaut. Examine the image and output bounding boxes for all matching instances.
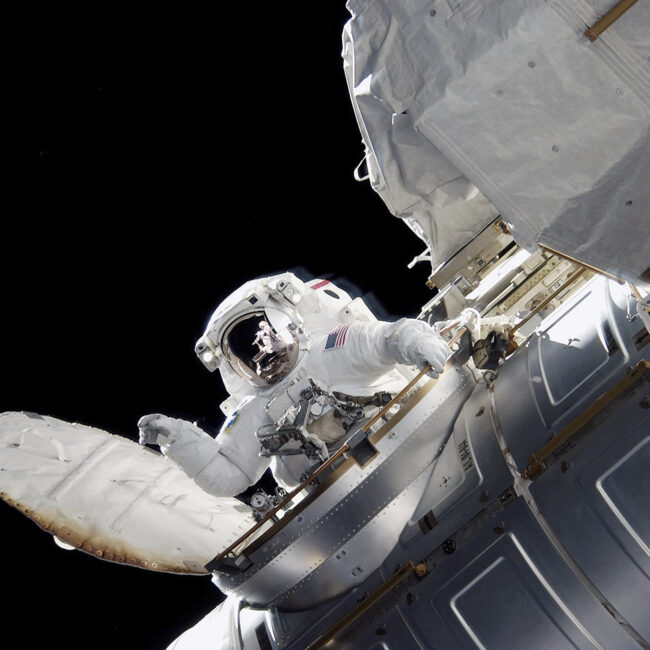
[138,272,450,498]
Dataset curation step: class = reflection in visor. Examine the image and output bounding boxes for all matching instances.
[223,312,299,387]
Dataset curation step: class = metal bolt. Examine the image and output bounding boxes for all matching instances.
[442,539,456,554]
[415,562,429,578]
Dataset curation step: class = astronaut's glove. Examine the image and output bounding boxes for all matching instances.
[138,413,175,449]
[389,319,451,378]
[137,413,205,454]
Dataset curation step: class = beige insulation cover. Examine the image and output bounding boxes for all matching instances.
[0,411,265,575]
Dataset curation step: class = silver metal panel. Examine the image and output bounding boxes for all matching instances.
[333,608,428,650]
[277,497,641,648]
[530,380,650,642]
[404,499,640,649]
[495,278,647,468]
[450,556,580,649]
[216,365,476,608]
[395,384,512,560]
[267,570,389,648]
[536,290,615,407]
[273,567,433,649]
[598,437,650,553]
[272,471,432,609]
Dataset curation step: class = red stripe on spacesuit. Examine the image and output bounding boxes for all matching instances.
[310,280,331,290]
[336,324,349,346]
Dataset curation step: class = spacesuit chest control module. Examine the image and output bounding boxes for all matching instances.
[137,272,450,498]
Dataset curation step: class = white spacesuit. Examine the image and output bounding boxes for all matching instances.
[138,272,450,497]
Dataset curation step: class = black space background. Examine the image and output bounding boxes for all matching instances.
[3,6,435,648]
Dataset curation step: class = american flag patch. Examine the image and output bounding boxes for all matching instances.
[324,324,350,350]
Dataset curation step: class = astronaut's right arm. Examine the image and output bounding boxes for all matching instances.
[137,397,271,498]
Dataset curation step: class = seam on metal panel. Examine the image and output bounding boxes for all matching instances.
[488,386,650,649]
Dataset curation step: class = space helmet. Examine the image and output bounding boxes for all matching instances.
[195,273,312,389]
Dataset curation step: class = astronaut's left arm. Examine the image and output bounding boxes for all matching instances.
[137,398,272,498]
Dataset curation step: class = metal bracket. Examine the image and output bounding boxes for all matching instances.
[206,552,253,575]
[346,428,379,467]
[584,0,639,42]
[305,561,419,650]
